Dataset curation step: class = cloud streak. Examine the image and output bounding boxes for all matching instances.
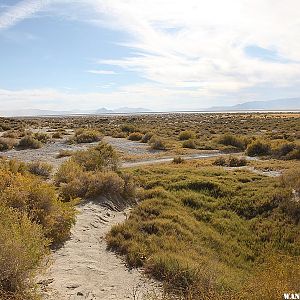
[86,70,117,75]
[0,0,49,30]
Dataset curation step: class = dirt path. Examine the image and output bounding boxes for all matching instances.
[39,201,160,300]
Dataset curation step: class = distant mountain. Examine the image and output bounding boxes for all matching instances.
[208,98,300,111]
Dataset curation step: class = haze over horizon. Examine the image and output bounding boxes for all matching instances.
[1,0,300,111]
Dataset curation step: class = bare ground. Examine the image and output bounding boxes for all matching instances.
[38,200,160,300]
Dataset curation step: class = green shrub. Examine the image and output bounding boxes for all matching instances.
[179,130,196,141]
[0,205,48,299]
[182,139,196,149]
[17,136,42,149]
[128,132,143,141]
[246,141,271,156]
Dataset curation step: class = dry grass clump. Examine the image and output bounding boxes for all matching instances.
[107,162,299,299]
[33,132,51,143]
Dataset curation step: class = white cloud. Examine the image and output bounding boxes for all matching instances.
[86,70,117,75]
[0,0,50,30]
[1,0,300,109]
[88,0,300,95]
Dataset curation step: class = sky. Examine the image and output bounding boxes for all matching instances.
[0,0,300,111]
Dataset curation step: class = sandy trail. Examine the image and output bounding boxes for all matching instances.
[39,201,160,300]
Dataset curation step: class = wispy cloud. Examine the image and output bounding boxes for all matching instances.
[86,69,117,75]
[0,0,49,31]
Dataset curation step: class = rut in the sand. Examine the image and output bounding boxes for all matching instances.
[38,201,160,300]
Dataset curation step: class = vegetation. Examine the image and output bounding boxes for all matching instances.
[55,142,135,202]
[27,161,53,178]
[17,136,42,149]
[107,162,300,299]
[70,128,102,144]
[0,159,76,299]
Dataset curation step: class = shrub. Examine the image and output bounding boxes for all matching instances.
[27,161,53,178]
[218,134,246,150]
[52,132,62,139]
[213,157,226,166]
[128,132,143,141]
[0,138,16,151]
[246,141,271,156]
[149,136,166,150]
[0,169,76,245]
[121,124,136,133]
[33,132,50,143]
[272,142,300,160]
[17,136,42,149]
[179,130,196,140]
[56,149,73,158]
[173,156,185,164]
[182,139,196,149]
[72,129,102,144]
[228,156,247,167]
[72,142,119,171]
[141,132,154,143]
[0,205,48,299]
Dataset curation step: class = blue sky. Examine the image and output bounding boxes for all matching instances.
[0,0,300,111]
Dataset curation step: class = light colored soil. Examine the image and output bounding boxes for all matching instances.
[38,201,160,300]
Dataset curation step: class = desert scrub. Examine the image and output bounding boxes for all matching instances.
[182,139,196,149]
[0,168,76,245]
[0,137,16,151]
[27,161,53,178]
[33,132,51,143]
[71,128,102,143]
[55,144,135,202]
[213,156,247,167]
[17,135,42,149]
[246,140,271,156]
[217,134,247,151]
[128,132,143,141]
[149,135,167,150]
[107,162,300,298]
[56,149,73,158]
[0,205,48,300]
[179,130,196,140]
